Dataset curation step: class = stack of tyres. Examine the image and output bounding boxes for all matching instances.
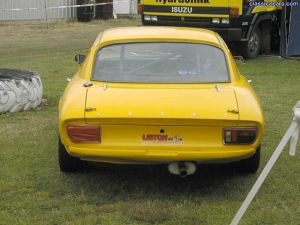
[0,68,43,114]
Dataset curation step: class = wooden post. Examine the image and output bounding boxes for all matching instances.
[44,0,49,29]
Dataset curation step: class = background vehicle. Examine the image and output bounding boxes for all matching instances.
[141,0,283,59]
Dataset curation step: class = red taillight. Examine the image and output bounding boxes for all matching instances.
[67,125,101,143]
[224,127,257,144]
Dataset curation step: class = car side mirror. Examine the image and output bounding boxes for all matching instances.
[74,54,86,64]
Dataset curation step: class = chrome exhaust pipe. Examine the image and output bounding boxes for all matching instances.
[179,169,188,178]
[179,162,188,178]
[168,161,197,177]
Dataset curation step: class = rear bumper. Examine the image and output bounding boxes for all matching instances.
[67,145,257,164]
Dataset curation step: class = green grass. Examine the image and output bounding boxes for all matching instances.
[0,19,300,225]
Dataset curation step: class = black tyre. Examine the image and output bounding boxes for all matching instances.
[241,29,262,59]
[58,136,86,172]
[235,147,261,173]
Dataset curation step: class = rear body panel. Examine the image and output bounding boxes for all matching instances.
[60,82,262,164]
[59,27,264,165]
[66,121,260,164]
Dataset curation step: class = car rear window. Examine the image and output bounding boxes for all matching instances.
[92,42,229,83]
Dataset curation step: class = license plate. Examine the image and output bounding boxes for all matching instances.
[142,134,184,144]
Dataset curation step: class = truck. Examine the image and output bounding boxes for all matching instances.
[140,0,283,59]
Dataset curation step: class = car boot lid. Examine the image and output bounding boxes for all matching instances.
[84,82,239,123]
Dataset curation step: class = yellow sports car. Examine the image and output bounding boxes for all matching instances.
[58,27,264,176]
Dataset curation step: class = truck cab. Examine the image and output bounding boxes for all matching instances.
[141,0,282,59]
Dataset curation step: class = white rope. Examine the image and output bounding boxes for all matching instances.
[230,101,300,225]
[0,1,131,12]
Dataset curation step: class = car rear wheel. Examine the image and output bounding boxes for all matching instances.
[242,28,262,59]
[235,147,260,173]
[58,136,86,172]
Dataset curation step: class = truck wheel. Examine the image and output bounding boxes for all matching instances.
[242,29,262,59]
[58,136,86,172]
[235,147,260,173]
[261,21,271,54]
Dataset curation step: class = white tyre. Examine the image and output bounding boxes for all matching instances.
[0,68,43,114]
[0,82,16,113]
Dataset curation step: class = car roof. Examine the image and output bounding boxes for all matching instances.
[94,26,222,47]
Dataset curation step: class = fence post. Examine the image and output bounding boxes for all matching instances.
[44,0,49,29]
[290,102,300,156]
